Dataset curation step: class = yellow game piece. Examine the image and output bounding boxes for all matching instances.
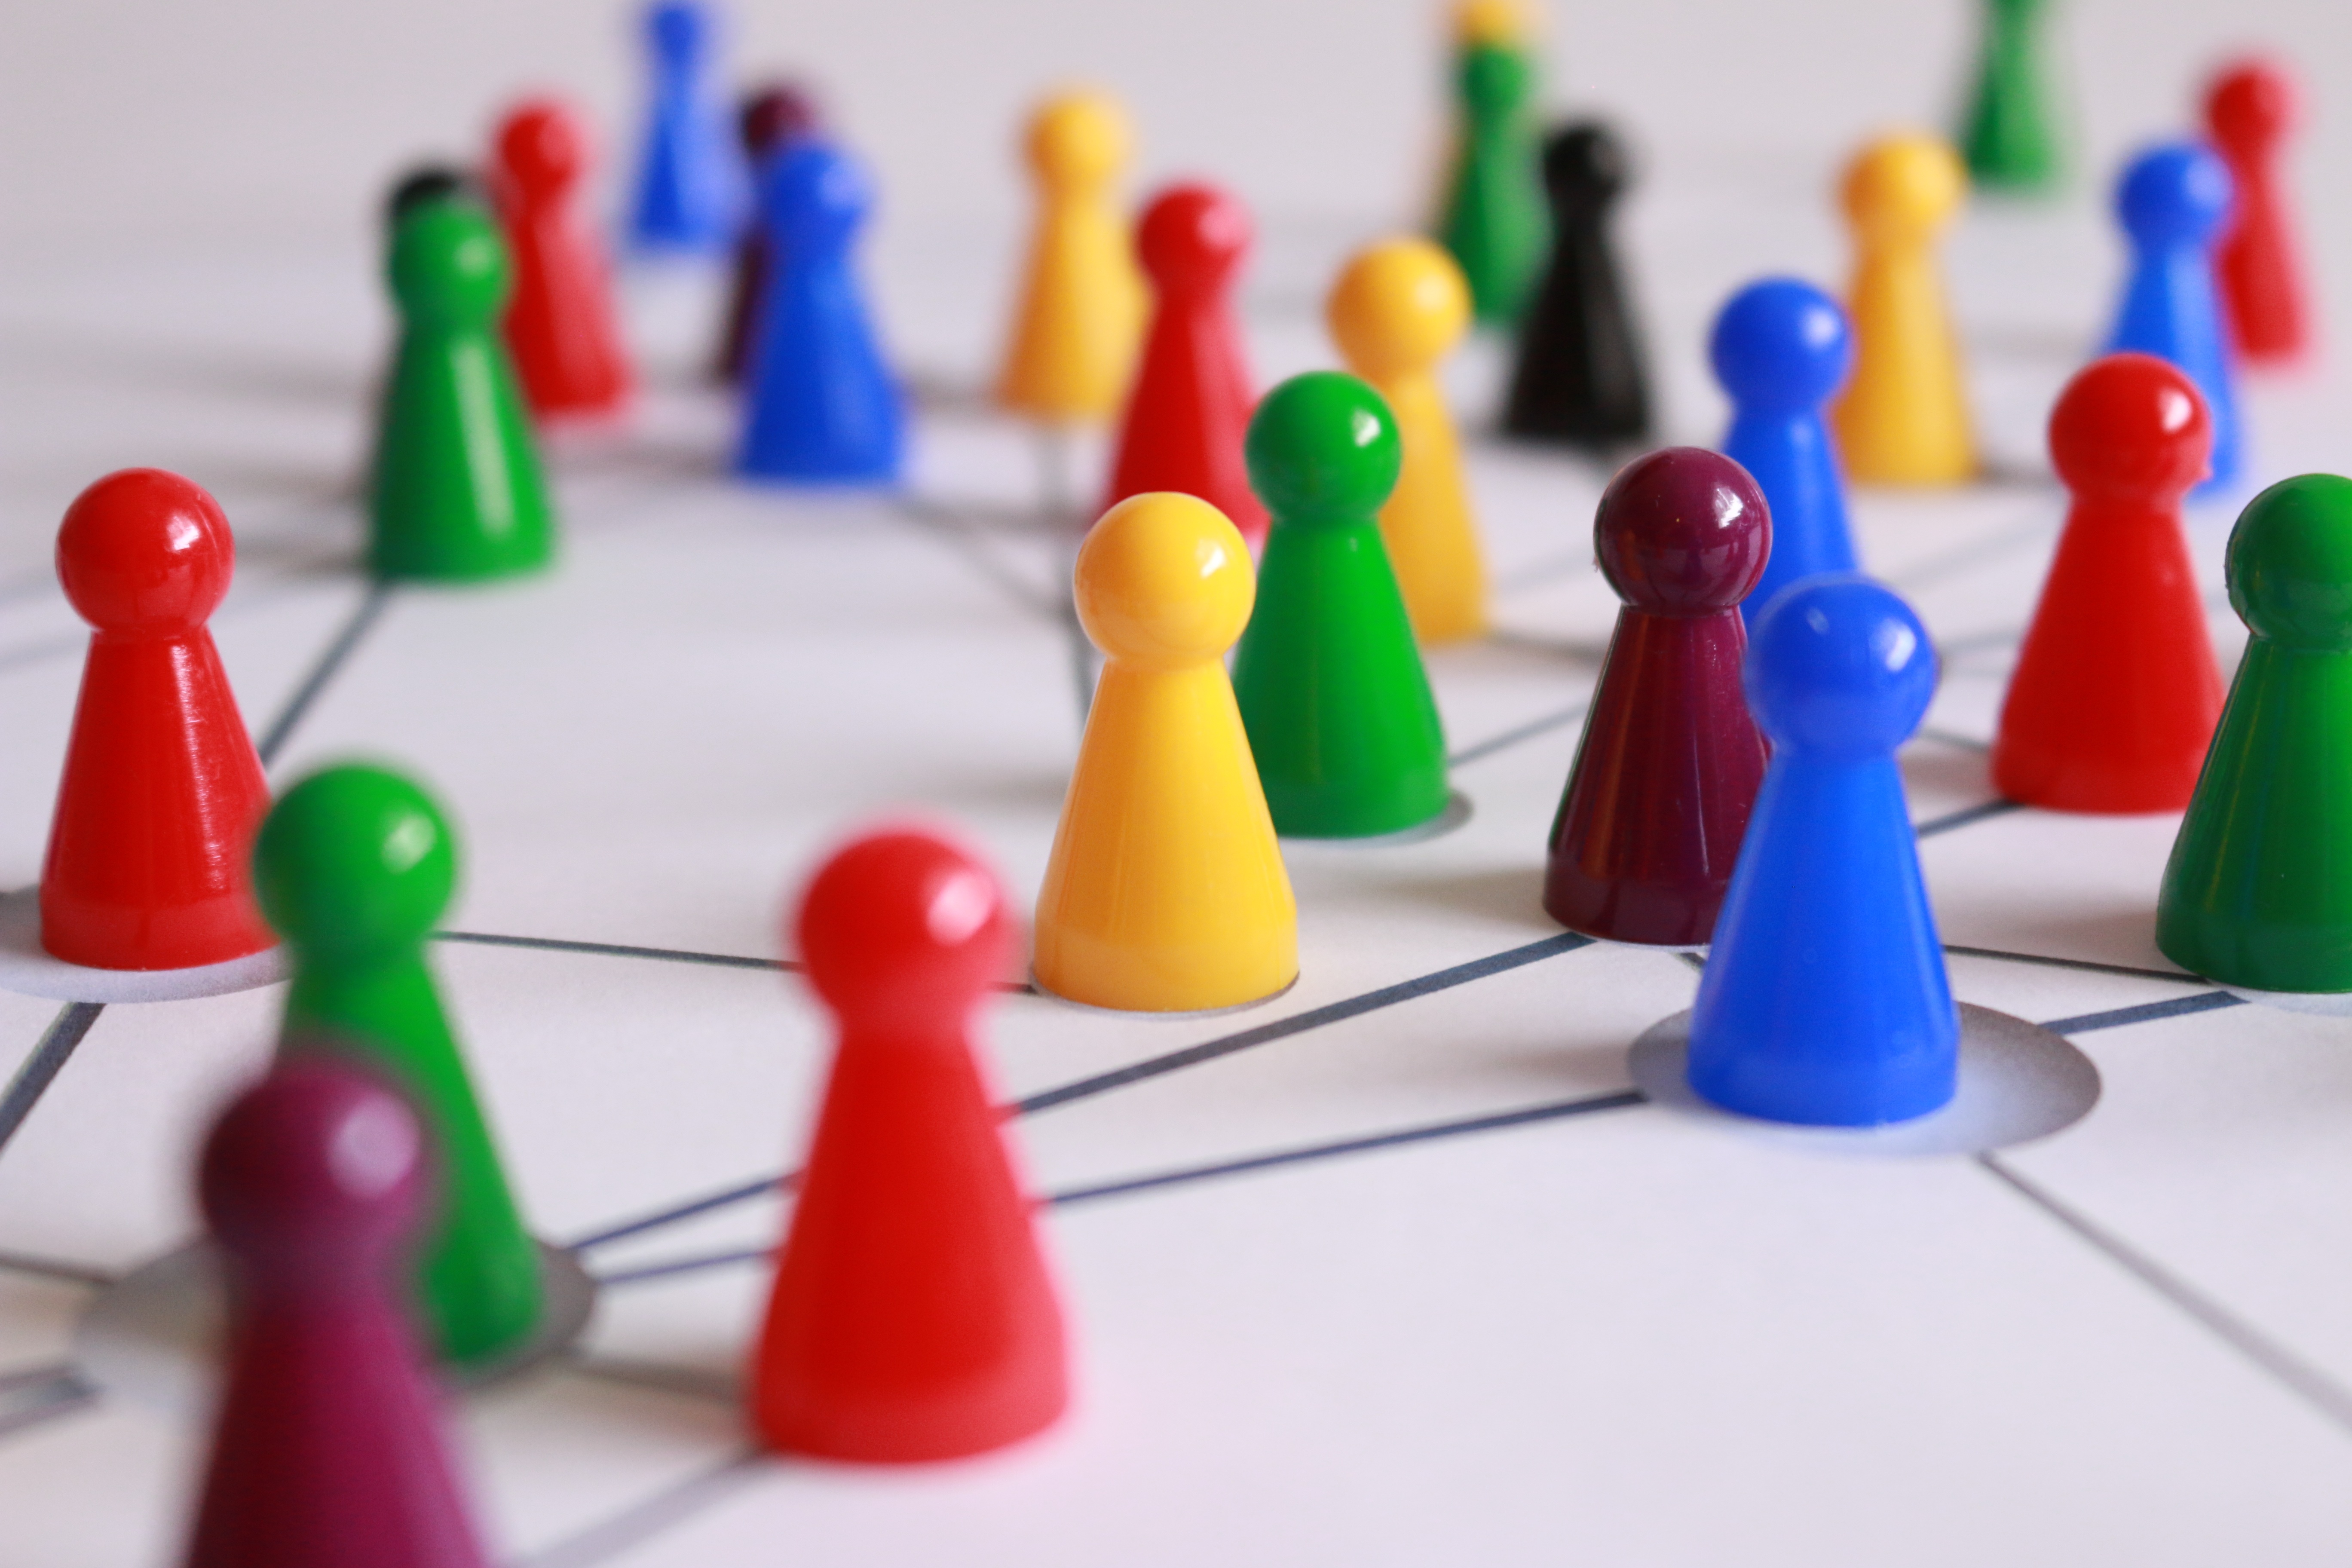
[994,89,1146,425]
[1454,0,1537,45]
[1328,238,1488,643]
[1033,493,1297,1012]
[1831,132,1977,485]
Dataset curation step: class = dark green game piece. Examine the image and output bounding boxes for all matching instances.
[254,764,545,1366]
[2158,475,2352,992]
[1960,0,2064,193]
[1438,42,1549,326]
[1232,372,1450,839]
[371,200,556,583]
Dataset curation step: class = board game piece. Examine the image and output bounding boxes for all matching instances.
[2205,58,2312,367]
[2158,473,2352,993]
[1959,0,2063,193]
[384,163,481,230]
[253,764,545,1368]
[1100,183,1264,543]
[1328,236,1487,642]
[1231,372,1450,839]
[370,199,556,582]
[1832,132,1976,485]
[712,83,819,383]
[1501,121,1651,452]
[737,140,904,485]
[1711,277,1858,614]
[180,1058,492,1568]
[490,98,633,421]
[1545,448,1769,945]
[1436,2,1547,325]
[1993,353,2222,813]
[626,0,742,254]
[1034,493,1295,1011]
[40,469,273,972]
[995,89,1146,426]
[753,828,1068,1462]
[2107,141,2241,493]
[1684,575,1957,1125]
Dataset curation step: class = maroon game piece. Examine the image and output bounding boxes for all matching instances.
[490,97,633,420]
[1099,183,1267,546]
[42,469,273,971]
[2205,58,2312,367]
[714,83,821,383]
[752,827,1068,1462]
[182,1057,491,1568]
[1544,448,1771,946]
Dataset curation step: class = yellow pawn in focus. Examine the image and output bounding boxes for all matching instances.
[1033,493,1297,1012]
[1832,132,1978,485]
[994,89,1147,425]
[1329,238,1488,643]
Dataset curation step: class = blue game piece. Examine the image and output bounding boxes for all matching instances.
[1710,279,1858,616]
[2106,141,2240,493]
[628,0,744,254]
[737,141,904,484]
[1684,575,1958,1127]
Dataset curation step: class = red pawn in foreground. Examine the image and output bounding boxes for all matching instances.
[43,469,273,970]
[183,1057,491,1568]
[752,827,1068,1461]
[1993,354,2222,813]
[2205,58,2312,366]
[1100,183,1266,545]
[491,98,633,420]
[1544,448,1770,946]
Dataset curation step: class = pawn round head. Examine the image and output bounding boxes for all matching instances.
[1136,182,1251,297]
[201,1059,426,1280]
[1245,372,1402,527]
[762,140,870,249]
[388,199,511,326]
[57,468,236,637]
[1453,0,1537,45]
[2048,352,2211,504]
[795,827,1014,1032]
[1025,89,1132,193]
[1076,493,1255,667]
[383,163,481,232]
[1709,277,1853,414]
[2205,58,2295,154]
[741,82,818,156]
[494,98,588,198]
[1840,132,1966,242]
[1542,121,1629,209]
[255,764,458,965]
[2225,474,2352,652]
[1593,447,1770,616]
[2115,141,2233,248]
[1745,575,1938,757]
[646,0,709,64]
[1327,236,1470,380]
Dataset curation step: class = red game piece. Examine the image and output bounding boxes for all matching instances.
[1992,353,2222,813]
[1544,447,1770,946]
[714,83,820,382]
[2205,58,2312,366]
[182,1057,491,1568]
[490,98,632,420]
[42,469,273,971]
[1100,183,1266,545]
[752,827,1068,1462]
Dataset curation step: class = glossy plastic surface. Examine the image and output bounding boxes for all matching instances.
[1712,277,1858,612]
[1502,122,1651,450]
[995,89,1146,424]
[1034,493,1296,1011]
[255,765,543,1366]
[1993,354,2222,812]
[492,98,632,420]
[1232,373,1448,838]
[714,83,821,383]
[1101,184,1265,543]
[2159,474,2352,990]
[1685,576,1959,1125]
[1438,40,1547,325]
[1960,0,2063,191]
[370,200,556,582]
[182,1060,490,1568]
[737,141,905,484]
[754,830,1068,1462]
[1545,448,1769,945]
[41,469,273,971]
[1832,133,1977,485]
[626,0,743,253]
[2205,59,2312,366]
[2106,141,2241,491]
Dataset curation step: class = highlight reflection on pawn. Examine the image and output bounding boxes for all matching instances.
[1711,278,1858,613]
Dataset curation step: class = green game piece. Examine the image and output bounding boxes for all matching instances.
[1232,372,1451,838]
[1438,41,1549,326]
[2158,475,2352,992]
[254,763,545,1366]
[370,199,556,583]
[1960,0,2064,193]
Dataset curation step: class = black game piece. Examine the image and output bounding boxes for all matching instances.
[1501,120,1652,452]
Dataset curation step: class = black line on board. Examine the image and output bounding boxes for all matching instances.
[561,1348,739,1406]
[1886,516,2056,594]
[1914,726,1992,753]
[567,1173,796,1252]
[1945,944,2205,985]
[889,495,1061,619]
[511,1449,770,1568]
[1914,798,2022,838]
[254,581,395,767]
[0,1361,81,1396]
[595,1247,770,1287]
[0,1379,97,1442]
[2040,992,2245,1035]
[0,1248,113,1289]
[1032,428,1101,728]
[435,930,792,974]
[0,1003,104,1164]
[1449,701,1591,768]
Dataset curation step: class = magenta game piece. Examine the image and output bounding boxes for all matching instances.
[1544,447,1771,946]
